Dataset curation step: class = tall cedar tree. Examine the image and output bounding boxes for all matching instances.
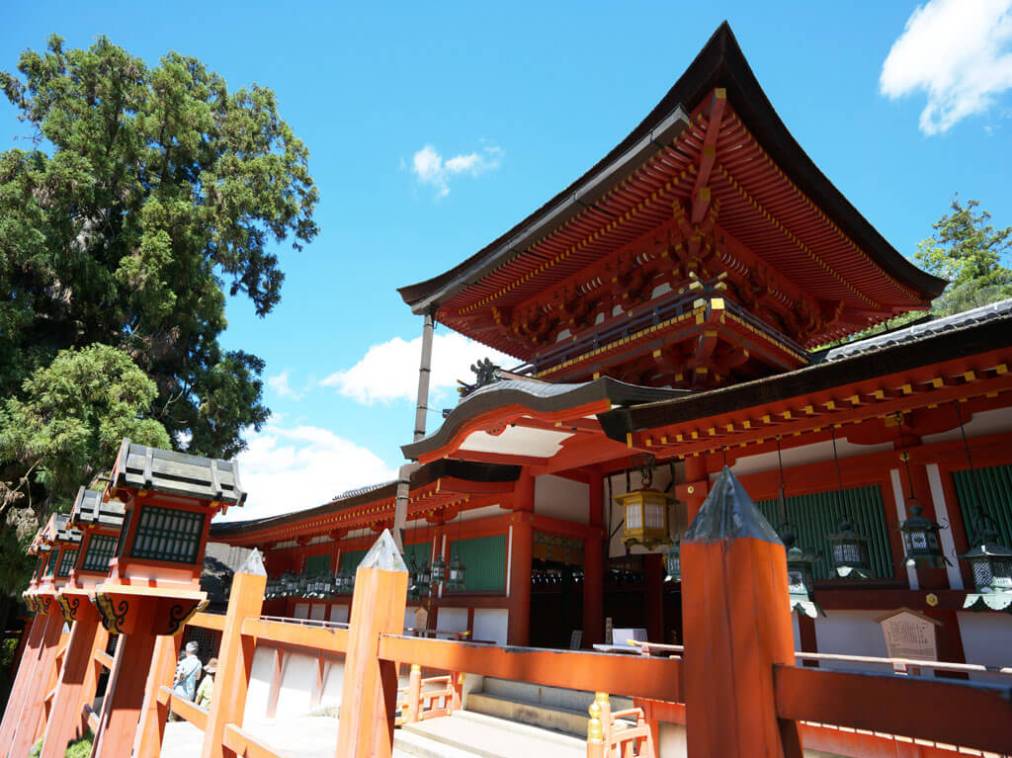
[0,36,318,514]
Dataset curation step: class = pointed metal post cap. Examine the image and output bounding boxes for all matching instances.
[239,548,267,576]
[684,466,782,545]
[361,529,408,573]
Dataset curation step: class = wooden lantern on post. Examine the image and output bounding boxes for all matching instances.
[55,486,125,623]
[24,514,82,617]
[89,438,245,758]
[93,439,245,636]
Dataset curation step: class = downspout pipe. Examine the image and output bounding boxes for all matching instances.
[393,311,436,550]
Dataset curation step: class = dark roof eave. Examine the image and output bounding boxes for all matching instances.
[402,377,687,460]
[597,315,1012,441]
[209,459,521,540]
[397,22,944,314]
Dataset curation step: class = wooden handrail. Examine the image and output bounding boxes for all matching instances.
[158,685,208,732]
[773,664,1012,755]
[222,723,281,758]
[795,650,1012,675]
[240,616,348,653]
[95,650,114,670]
[378,634,682,702]
[188,612,226,632]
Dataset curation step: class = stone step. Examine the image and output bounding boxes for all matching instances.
[397,711,585,758]
[465,691,590,738]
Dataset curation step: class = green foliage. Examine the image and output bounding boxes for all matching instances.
[914,198,1012,297]
[64,732,94,758]
[1,344,170,507]
[0,35,317,463]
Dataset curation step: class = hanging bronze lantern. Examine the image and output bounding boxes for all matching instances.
[828,518,873,579]
[960,512,1012,612]
[899,505,948,568]
[782,528,822,618]
[664,540,681,583]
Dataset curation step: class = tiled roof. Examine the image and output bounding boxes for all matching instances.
[822,299,1012,363]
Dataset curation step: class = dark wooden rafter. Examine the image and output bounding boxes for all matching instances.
[690,88,726,224]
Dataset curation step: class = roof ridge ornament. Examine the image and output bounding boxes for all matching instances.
[458,357,502,397]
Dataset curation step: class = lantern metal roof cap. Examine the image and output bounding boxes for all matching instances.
[70,485,125,528]
[960,538,1012,560]
[111,438,246,507]
[684,466,782,544]
[899,504,942,532]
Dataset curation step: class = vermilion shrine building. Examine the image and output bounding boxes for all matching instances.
[212,24,1012,673]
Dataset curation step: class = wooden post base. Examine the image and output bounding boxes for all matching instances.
[90,631,158,758]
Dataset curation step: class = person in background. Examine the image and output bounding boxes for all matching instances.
[195,657,217,710]
[173,641,201,701]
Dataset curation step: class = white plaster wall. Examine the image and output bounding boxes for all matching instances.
[309,604,326,620]
[320,660,345,709]
[813,611,894,674]
[791,613,801,651]
[293,603,309,619]
[473,608,509,645]
[437,607,468,635]
[330,605,349,624]
[957,612,1012,683]
[659,722,687,758]
[243,646,274,723]
[922,406,1012,444]
[275,652,315,718]
[535,475,590,524]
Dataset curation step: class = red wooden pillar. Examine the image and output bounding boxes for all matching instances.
[9,608,64,758]
[644,554,665,643]
[133,633,182,757]
[89,611,159,758]
[336,530,408,757]
[40,603,103,758]
[0,610,46,752]
[508,473,534,647]
[682,466,802,757]
[583,471,605,647]
[677,456,710,523]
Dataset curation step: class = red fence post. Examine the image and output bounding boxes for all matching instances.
[681,466,802,757]
[9,607,64,758]
[335,530,408,758]
[201,550,267,758]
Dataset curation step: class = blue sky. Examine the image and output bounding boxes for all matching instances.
[4,1,1012,521]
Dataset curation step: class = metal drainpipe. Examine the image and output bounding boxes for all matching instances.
[393,311,435,550]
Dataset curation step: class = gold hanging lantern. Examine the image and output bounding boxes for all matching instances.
[616,462,673,549]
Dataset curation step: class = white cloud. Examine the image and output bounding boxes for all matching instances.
[220,423,398,521]
[881,0,1012,134]
[267,370,301,400]
[321,331,513,405]
[410,143,503,197]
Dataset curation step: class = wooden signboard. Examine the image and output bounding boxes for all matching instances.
[876,608,941,661]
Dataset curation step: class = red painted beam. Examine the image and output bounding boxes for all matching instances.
[773,664,1012,755]
[377,635,683,703]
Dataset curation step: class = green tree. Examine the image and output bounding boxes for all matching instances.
[0,36,317,597]
[0,344,170,513]
[0,35,317,462]
[915,198,1012,315]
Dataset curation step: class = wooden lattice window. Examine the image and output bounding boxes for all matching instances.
[57,549,79,577]
[757,485,894,580]
[82,534,118,572]
[130,506,205,564]
[446,535,507,593]
[303,553,331,575]
[953,464,1012,546]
